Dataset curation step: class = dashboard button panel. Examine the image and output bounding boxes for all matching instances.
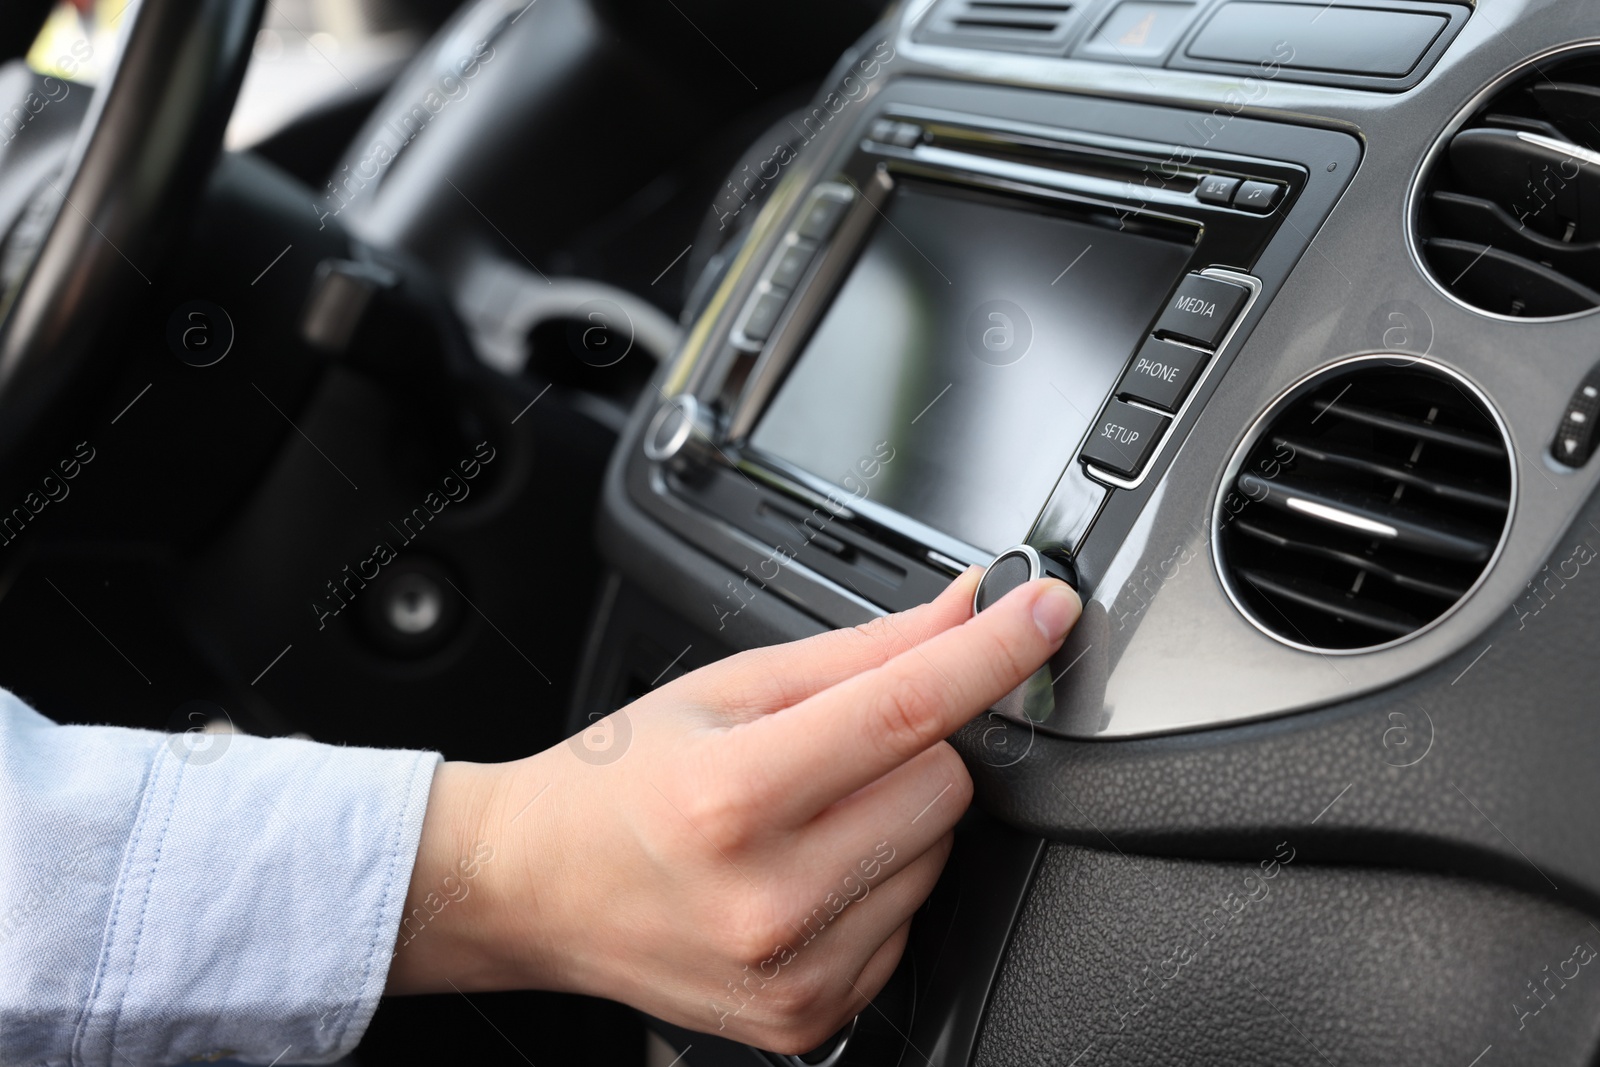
[1079,268,1260,487]
[1552,365,1600,466]
[731,186,860,351]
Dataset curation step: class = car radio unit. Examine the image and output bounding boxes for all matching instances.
[626,77,1359,632]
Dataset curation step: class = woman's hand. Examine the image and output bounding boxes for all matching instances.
[386,568,1080,1054]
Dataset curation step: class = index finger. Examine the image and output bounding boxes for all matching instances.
[678,567,983,720]
[728,577,1080,824]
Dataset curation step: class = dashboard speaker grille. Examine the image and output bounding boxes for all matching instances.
[912,0,1080,55]
[1416,52,1600,317]
[1216,362,1512,651]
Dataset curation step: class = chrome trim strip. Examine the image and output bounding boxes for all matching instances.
[1285,498,1400,538]
[1516,129,1600,168]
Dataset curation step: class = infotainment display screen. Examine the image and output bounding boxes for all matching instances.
[749,182,1194,554]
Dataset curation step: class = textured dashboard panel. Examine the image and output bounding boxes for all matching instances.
[973,845,1600,1066]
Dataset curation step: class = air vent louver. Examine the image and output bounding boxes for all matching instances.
[1417,53,1600,317]
[912,0,1079,55]
[1216,362,1512,651]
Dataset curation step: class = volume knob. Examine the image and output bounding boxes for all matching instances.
[643,394,715,464]
[973,545,1077,614]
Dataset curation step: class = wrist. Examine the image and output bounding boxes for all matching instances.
[383,759,518,993]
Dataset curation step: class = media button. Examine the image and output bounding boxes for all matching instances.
[1080,400,1169,479]
[1117,336,1209,413]
[1152,273,1248,348]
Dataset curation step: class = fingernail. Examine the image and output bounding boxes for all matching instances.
[1032,582,1081,642]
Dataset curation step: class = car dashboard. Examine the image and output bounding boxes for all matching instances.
[582,0,1600,1063]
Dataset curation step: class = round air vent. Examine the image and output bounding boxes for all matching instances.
[1215,359,1513,652]
[1414,48,1600,318]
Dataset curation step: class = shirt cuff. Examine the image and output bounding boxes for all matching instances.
[73,732,441,1067]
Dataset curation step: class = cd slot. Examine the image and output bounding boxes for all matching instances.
[920,120,1203,194]
[895,142,1203,217]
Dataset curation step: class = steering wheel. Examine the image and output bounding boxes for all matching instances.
[0,0,261,466]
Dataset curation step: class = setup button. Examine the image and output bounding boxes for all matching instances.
[1080,400,1170,479]
[1152,273,1249,348]
[1116,336,1209,413]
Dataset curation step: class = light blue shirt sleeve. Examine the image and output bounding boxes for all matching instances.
[0,687,441,1066]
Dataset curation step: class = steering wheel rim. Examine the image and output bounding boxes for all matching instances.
[0,0,262,462]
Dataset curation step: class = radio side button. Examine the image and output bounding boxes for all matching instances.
[795,184,855,241]
[1234,179,1285,213]
[737,289,788,346]
[1080,400,1169,478]
[1116,337,1209,412]
[1152,273,1248,348]
[767,239,817,292]
[1195,174,1240,205]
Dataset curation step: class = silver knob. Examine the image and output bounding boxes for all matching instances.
[974,544,1077,614]
[643,394,715,463]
